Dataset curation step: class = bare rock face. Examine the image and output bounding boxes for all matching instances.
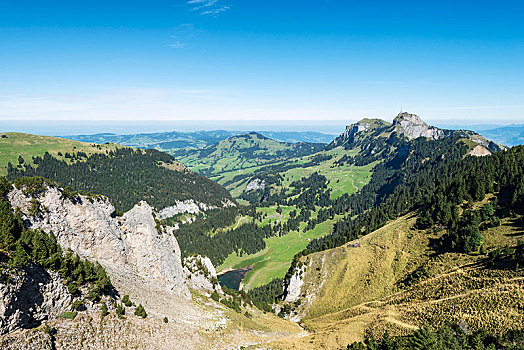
[283,263,310,323]
[244,178,266,193]
[120,202,190,297]
[284,265,306,304]
[183,255,221,293]
[8,187,191,299]
[0,265,71,335]
[343,122,370,140]
[469,145,492,157]
[9,187,126,267]
[330,120,372,148]
[155,200,202,220]
[156,199,235,220]
[393,112,446,140]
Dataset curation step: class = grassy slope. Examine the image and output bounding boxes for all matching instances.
[218,210,345,290]
[177,133,323,176]
[214,146,374,200]
[0,132,123,176]
[269,211,524,349]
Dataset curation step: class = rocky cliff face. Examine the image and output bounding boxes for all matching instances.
[329,119,376,148]
[183,255,221,292]
[155,198,235,220]
[0,265,71,335]
[156,200,202,220]
[284,265,306,304]
[8,186,219,300]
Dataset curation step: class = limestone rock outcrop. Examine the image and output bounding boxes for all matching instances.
[155,200,202,220]
[183,255,221,292]
[393,112,447,140]
[0,265,71,335]
[244,178,266,193]
[8,186,192,299]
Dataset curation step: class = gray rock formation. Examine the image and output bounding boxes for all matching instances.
[343,122,370,139]
[0,265,71,335]
[284,265,306,304]
[183,255,221,293]
[156,199,236,220]
[156,200,202,219]
[330,120,371,148]
[244,178,266,193]
[393,112,446,140]
[8,186,192,299]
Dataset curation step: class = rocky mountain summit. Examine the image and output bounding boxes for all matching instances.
[392,112,448,140]
[329,112,504,153]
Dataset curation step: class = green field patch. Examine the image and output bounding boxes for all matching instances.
[209,215,252,237]
[217,214,343,290]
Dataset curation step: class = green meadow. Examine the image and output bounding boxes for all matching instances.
[0,132,122,176]
[217,212,344,290]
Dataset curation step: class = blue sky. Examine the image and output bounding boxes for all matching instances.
[1,0,523,124]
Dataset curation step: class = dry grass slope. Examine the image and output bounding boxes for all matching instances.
[268,212,524,350]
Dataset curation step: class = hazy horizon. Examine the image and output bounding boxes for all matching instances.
[1,118,521,138]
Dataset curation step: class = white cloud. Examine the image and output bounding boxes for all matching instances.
[201,6,230,15]
[168,40,185,49]
[185,0,229,16]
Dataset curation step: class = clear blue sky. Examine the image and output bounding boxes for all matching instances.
[1,0,523,124]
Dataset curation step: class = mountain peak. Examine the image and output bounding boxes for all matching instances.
[393,112,445,140]
[393,112,427,126]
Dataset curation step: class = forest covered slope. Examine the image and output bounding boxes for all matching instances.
[2,133,233,211]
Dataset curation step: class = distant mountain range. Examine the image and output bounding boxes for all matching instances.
[66,130,336,153]
[474,124,524,146]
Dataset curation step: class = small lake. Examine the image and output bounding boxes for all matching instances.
[217,266,252,290]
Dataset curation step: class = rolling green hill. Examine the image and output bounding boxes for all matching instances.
[270,211,524,349]
[68,130,238,152]
[174,132,325,177]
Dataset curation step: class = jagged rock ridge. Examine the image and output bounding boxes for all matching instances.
[392,112,447,140]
